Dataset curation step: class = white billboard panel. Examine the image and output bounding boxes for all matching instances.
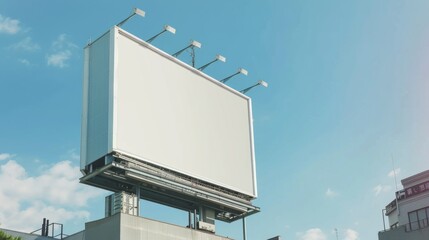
[81,27,257,198]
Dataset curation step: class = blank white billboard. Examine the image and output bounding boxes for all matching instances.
[81,27,257,198]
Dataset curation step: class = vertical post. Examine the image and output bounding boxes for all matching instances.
[46,219,49,237]
[42,218,46,236]
[136,187,141,216]
[61,223,64,239]
[382,209,386,231]
[242,217,247,240]
[194,209,197,229]
[188,211,192,228]
[191,47,196,67]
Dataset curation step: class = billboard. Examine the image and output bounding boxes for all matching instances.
[81,27,257,198]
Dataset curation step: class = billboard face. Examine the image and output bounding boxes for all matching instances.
[81,27,257,198]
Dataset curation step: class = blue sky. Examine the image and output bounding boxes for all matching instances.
[1,1,429,239]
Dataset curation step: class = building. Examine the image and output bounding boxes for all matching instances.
[379,170,429,240]
[1,213,232,240]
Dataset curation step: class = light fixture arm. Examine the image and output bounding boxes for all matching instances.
[117,8,146,27]
[198,55,226,71]
[147,25,176,43]
[198,59,217,71]
[147,30,166,43]
[220,68,248,83]
[240,83,259,94]
[173,45,190,57]
[220,72,240,83]
[240,80,268,94]
[173,41,201,67]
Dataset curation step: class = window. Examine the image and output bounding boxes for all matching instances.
[408,206,429,231]
[409,211,418,231]
[418,209,428,228]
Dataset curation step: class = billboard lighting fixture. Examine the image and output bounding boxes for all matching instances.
[198,54,226,71]
[146,25,176,43]
[240,80,268,94]
[117,8,146,27]
[172,40,202,67]
[220,68,248,83]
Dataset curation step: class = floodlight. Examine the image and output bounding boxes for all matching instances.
[240,80,268,94]
[198,54,226,71]
[173,40,202,57]
[172,40,202,67]
[117,8,146,27]
[146,25,176,43]
[220,68,248,83]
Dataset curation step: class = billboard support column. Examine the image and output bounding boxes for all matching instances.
[136,186,140,216]
[243,217,247,240]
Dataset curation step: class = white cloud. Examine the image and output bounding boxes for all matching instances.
[373,184,392,196]
[325,188,338,198]
[388,168,401,178]
[47,50,72,68]
[299,228,326,240]
[0,158,104,232]
[10,37,40,51]
[0,153,13,161]
[46,34,77,68]
[0,14,21,34]
[18,58,31,66]
[343,229,359,240]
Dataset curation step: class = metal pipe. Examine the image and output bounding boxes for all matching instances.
[194,209,197,229]
[136,187,141,216]
[242,217,247,240]
[188,211,192,228]
[46,219,49,237]
[42,218,46,236]
[382,209,386,231]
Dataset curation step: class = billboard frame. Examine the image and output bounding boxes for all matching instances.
[80,26,259,222]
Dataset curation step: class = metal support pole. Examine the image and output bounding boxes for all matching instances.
[191,47,196,67]
[46,220,49,237]
[242,217,247,240]
[136,187,141,216]
[188,211,192,228]
[194,209,197,229]
[42,218,46,236]
[382,209,386,231]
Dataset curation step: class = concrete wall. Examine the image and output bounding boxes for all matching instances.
[85,213,121,240]
[84,213,232,240]
[379,225,429,240]
[64,230,85,240]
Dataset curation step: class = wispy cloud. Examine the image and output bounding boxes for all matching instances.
[388,168,401,178]
[46,34,77,68]
[373,184,392,196]
[10,37,40,52]
[325,188,339,198]
[344,229,359,240]
[0,157,104,232]
[18,58,31,66]
[298,228,326,240]
[0,14,21,34]
[0,153,14,161]
[47,50,72,68]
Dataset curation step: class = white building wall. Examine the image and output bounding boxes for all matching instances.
[398,192,429,226]
[84,213,232,240]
